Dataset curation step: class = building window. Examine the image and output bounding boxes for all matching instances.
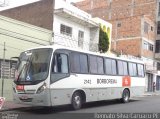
[60,24,72,36]
[143,41,154,52]
[155,40,160,53]
[149,44,154,51]
[151,26,154,31]
[78,30,84,48]
[144,22,149,33]
[143,41,148,50]
[157,21,160,34]
[117,22,121,27]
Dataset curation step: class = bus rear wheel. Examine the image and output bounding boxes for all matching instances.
[71,92,82,110]
[121,89,130,103]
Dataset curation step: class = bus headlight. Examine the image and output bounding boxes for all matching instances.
[36,83,46,94]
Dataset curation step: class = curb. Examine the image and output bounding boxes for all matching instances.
[0,102,31,112]
[0,107,19,112]
[0,106,31,112]
[143,92,160,96]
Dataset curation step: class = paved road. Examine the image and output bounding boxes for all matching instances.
[1,95,160,119]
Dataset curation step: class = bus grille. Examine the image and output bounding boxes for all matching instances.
[19,98,33,102]
[17,90,36,94]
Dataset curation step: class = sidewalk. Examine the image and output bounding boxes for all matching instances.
[143,91,160,96]
[0,101,30,112]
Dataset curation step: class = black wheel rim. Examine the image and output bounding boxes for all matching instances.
[124,90,129,102]
[73,95,81,109]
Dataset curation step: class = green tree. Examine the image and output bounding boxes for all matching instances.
[98,25,109,53]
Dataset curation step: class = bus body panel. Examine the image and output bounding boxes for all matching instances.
[13,45,146,108]
[49,87,145,106]
[49,74,145,106]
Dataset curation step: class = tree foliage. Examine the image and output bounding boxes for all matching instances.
[98,25,109,53]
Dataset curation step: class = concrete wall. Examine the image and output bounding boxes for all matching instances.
[0,79,13,101]
[0,15,52,60]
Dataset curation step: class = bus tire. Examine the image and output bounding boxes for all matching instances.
[121,89,130,103]
[71,91,82,110]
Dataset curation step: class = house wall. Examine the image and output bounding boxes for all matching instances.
[53,15,90,50]
[0,15,52,59]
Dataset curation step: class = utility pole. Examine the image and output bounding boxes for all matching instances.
[1,42,6,97]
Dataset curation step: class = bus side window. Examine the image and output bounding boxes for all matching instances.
[51,53,69,83]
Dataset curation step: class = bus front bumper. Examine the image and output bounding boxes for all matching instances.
[13,90,51,107]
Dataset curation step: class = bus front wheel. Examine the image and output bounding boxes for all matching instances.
[121,89,130,103]
[71,92,82,110]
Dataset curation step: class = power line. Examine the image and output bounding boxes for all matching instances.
[0,32,46,46]
[0,27,51,43]
[0,43,22,51]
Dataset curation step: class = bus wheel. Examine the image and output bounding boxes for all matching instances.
[121,89,130,103]
[71,92,82,110]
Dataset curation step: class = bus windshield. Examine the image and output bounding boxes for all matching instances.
[15,48,52,84]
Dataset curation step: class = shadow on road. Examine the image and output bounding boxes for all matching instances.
[16,99,140,114]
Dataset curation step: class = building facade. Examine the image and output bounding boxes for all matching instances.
[53,0,100,51]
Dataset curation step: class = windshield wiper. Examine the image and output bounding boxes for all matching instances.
[16,64,27,82]
[16,56,32,82]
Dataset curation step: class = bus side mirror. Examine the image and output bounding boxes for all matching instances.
[10,57,20,69]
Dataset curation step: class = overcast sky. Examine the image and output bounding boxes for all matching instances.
[0,0,83,11]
